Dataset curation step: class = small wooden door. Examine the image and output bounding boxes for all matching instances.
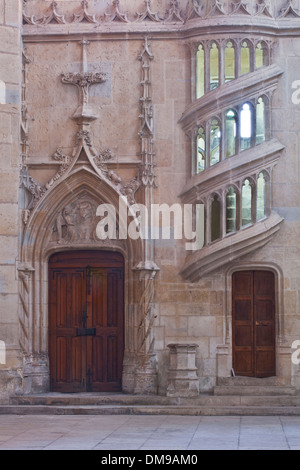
[232,270,276,378]
[49,251,124,393]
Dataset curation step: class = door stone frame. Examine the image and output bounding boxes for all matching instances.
[18,169,158,395]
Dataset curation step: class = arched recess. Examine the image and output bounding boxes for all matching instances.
[19,167,146,394]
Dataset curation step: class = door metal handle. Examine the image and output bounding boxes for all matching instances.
[255,321,269,327]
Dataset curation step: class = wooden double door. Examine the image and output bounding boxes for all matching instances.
[49,251,124,393]
[232,270,276,378]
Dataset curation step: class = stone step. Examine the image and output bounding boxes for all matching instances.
[214,386,296,396]
[8,392,300,407]
[2,403,300,416]
[2,392,300,416]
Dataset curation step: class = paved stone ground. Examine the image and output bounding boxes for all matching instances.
[0,415,299,450]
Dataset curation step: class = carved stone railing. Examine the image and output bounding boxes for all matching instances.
[22,0,300,28]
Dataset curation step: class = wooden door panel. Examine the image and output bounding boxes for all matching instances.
[49,253,124,393]
[88,268,124,392]
[49,269,86,392]
[232,270,275,378]
[107,335,119,382]
[234,351,253,376]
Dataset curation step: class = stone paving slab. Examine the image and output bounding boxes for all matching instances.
[0,415,299,450]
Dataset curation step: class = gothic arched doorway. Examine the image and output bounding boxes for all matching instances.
[48,250,124,393]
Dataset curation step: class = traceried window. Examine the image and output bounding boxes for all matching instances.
[196,44,205,99]
[225,109,237,157]
[197,126,206,173]
[240,103,252,151]
[242,179,253,227]
[256,97,266,144]
[211,195,221,242]
[240,41,251,76]
[194,98,267,173]
[189,37,275,251]
[257,172,266,220]
[255,42,269,69]
[226,187,237,234]
[225,41,235,83]
[195,38,271,98]
[210,42,219,90]
[210,118,221,166]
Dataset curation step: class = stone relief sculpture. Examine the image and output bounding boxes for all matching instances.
[53,196,99,244]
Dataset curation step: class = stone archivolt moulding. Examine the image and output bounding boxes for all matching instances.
[21,129,142,223]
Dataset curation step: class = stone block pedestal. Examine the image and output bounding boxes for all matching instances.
[166,343,199,397]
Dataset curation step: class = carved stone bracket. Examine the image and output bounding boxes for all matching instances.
[62,71,107,123]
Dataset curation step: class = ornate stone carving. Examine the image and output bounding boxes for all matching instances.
[256,0,273,17]
[93,148,141,204]
[185,0,205,21]
[279,0,300,18]
[231,1,252,15]
[19,166,44,213]
[72,0,98,24]
[62,72,106,107]
[21,0,300,25]
[206,0,227,17]
[138,37,157,188]
[164,0,184,23]
[136,0,163,22]
[21,48,31,165]
[18,264,34,355]
[105,0,129,23]
[53,195,100,244]
[41,1,66,25]
[23,0,66,25]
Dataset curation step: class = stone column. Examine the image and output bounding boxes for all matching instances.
[166,343,199,397]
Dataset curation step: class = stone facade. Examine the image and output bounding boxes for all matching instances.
[0,0,300,402]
